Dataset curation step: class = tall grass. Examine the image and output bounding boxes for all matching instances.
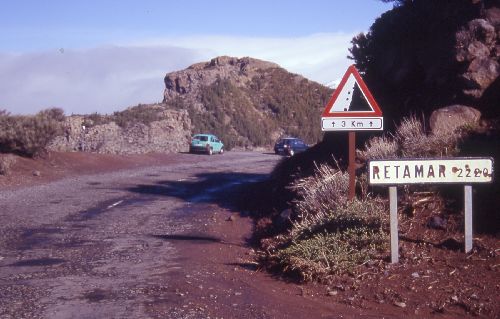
[358,115,460,161]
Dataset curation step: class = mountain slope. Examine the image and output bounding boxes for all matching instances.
[163,56,333,149]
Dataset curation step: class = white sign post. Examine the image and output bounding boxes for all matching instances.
[368,157,494,263]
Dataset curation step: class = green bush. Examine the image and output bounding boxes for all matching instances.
[263,164,388,281]
[0,108,65,157]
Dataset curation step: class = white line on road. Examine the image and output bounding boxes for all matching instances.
[107,200,124,209]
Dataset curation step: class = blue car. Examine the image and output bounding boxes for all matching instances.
[189,134,224,155]
[274,137,309,156]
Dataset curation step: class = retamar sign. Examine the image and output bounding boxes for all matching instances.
[368,157,494,262]
[369,158,493,185]
[322,65,383,131]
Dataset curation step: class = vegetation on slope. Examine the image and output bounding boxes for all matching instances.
[349,0,497,124]
[165,68,332,150]
[81,104,168,129]
[258,116,470,281]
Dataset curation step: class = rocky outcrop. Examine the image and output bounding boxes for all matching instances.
[164,56,280,102]
[456,8,500,99]
[49,109,192,154]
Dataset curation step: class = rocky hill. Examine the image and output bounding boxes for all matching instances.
[162,56,332,149]
[48,56,332,154]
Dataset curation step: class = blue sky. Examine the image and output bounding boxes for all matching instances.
[0,0,393,114]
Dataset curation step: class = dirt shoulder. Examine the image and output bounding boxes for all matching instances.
[0,151,200,190]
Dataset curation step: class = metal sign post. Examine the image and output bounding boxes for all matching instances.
[389,186,399,263]
[368,158,494,263]
[464,185,473,252]
[321,65,384,200]
[348,132,356,200]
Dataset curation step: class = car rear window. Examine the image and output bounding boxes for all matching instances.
[194,135,208,141]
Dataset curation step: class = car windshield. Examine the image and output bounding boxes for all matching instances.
[193,135,208,142]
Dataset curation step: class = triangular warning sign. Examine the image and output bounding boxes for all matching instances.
[322,65,382,117]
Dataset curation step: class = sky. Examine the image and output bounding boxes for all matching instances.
[0,0,394,115]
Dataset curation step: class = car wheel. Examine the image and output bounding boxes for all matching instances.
[219,148,224,155]
[207,147,213,155]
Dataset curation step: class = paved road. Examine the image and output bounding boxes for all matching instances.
[0,152,280,319]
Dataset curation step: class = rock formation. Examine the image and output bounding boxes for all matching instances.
[163,56,280,107]
[456,8,500,99]
[49,108,192,154]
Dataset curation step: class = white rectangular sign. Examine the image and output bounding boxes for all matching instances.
[369,158,493,185]
[321,117,383,131]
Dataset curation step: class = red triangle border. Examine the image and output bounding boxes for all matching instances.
[322,65,383,118]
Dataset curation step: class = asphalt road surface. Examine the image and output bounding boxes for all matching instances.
[0,152,292,319]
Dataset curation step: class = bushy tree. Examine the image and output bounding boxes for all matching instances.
[349,0,485,127]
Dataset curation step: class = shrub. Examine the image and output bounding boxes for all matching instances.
[113,104,164,128]
[359,115,460,162]
[82,112,112,128]
[0,108,65,157]
[357,134,398,162]
[263,164,388,281]
[395,116,458,157]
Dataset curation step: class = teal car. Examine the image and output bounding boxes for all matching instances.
[189,134,224,155]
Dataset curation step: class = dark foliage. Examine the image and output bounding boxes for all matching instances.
[349,0,489,128]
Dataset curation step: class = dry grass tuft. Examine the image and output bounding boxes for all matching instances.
[359,115,461,162]
[357,135,398,161]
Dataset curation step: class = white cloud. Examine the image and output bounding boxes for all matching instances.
[0,33,357,115]
[0,46,203,115]
[134,32,356,84]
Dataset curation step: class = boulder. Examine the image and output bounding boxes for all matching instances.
[429,105,481,135]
